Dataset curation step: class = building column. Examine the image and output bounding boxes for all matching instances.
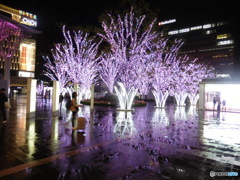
[3,57,11,95]
[52,81,59,116]
[199,83,205,110]
[26,78,36,118]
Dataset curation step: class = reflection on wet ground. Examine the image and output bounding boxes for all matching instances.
[0,95,239,179]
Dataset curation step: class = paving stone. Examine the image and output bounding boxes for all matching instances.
[0,95,239,179]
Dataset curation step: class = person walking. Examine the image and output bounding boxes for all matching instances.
[222,100,226,111]
[71,92,83,111]
[59,93,64,109]
[213,97,217,110]
[70,92,83,129]
[0,88,8,125]
[217,98,221,112]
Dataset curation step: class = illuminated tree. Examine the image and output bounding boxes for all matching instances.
[98,9,158,110]
[99,53,120,93]
[151,38,216,107]
[43,53,70,93]
[187,63,215,106]
[173,56,196,106]
[151,40,183,108]
[60,26,101,101]
[173,57,216,106]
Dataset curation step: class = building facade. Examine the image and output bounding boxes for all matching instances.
[0,4,40,92]
[158,17,239,78]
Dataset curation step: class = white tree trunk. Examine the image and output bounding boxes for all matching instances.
[174,92,188,106]
[114,82,138,110]
[152,90,169,108]
[188,93,199,106]
[78,87,91,103]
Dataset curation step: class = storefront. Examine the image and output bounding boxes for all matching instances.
[199,80,240,112]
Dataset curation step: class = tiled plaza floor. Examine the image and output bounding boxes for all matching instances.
[0,95,239,179]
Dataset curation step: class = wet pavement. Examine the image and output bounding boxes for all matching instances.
[0,95,239,179]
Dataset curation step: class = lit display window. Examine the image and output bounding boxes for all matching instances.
[212,54,229,58]
[205,30,215,34]
[179,28,190,33]
[190,26,202,31]
[168,30,178,35]
[217,40,234,46]
[20,46,27,70]
[217,34,231,39]
[167,21,227,36]
[205,84,240,112]
[203,24,211,29]
[19,71,34,77]
[19,41,36,72]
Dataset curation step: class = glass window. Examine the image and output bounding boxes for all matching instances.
[217,40,234,46]
[217,34,231,39]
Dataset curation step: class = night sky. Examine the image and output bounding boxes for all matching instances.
[1,0,236,53]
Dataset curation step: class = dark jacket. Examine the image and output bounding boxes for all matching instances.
[0,92,8,108]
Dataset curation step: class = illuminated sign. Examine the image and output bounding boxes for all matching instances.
[158,19,176,26]
[20,17,37,27]
[19,10,37,27]
[19,10,37,19]
[19,71,34,78]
